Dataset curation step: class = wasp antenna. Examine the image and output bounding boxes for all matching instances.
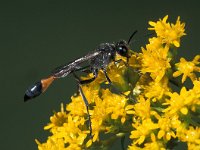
[128,30,138,44]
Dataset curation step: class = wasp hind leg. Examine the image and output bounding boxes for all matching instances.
[72,72,96,138]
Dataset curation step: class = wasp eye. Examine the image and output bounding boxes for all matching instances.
[116,46,128,57]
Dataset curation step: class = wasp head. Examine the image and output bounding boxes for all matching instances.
[115,40,130,58]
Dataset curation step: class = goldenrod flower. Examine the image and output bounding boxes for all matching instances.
[163,80,200,116]
[130,118,158,145]
[140,40,171,82]
[192,79,200,105]
[102,89,128,123]
[177,126,200,150]
[36,104,89,150]
[149,15,186,47]
[132,96,151,120]
[173,55,200,83]
[157,116,176,141]
[90,98,107,142]
[144,77,170,102]
[163,88,189,115]
[143,133,166,150]
[44,103,68,131]
[36,138,68,150]
[67,95,87,117]
[107,63,128,90]
[36,16,199,150]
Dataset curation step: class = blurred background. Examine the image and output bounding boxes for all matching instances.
[0,0,199,149]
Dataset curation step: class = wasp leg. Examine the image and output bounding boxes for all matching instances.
[74,65,91,74]
[102,69,126,96]
[72,72,96,138]
[78,85,93,138]
[102,69,111,84]
[114,59,122,65]
[114,58,129,66]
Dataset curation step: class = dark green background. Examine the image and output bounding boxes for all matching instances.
[1,0,199,149]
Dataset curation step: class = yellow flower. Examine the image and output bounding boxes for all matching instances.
[102,89,128,123]
[144,77,170,102]
[163,82,200,116]
[157,116,176,141]
[128,144,143,150]
[178,126,200,149]
[173,55,200,83]
[188,143,200,150]
[36,16,200,150]
[146,37,163,51]
[36,114,88,150]
[144,133,166,150]
[90,98,107,142]
[128,53,141,69]
[132,96,151,120]
[107,61,128,91]
[82,85,100,104]
[89,89,128,142]
[186,79,200,112]
[44,103,68,131]
[192,79,200,104]
[67,95,87,117]
[54,115,87,146]
[170,114,182,129]
[163,87,188,115]
[140,43,171,82]
[130,118,158,145]
[36,138,68,150]
[149,15,186,47]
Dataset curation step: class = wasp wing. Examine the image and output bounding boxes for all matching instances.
[52,51,102,78]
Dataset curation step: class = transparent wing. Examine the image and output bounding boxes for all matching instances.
[52,51,101,78]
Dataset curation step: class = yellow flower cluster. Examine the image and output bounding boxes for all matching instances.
[36,16,200,150]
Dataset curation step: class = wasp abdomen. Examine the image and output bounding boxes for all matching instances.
[24,76,55,102]
[24,81,42,102]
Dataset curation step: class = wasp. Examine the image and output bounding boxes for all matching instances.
[24,30,137,137]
